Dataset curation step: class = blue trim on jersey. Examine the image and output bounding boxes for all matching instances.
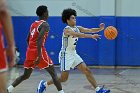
[61,36,68,71]
[63,37,68,49]
[60,48,67,71]
[63,51,66,70]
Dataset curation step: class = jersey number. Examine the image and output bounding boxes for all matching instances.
[31,28,35,38]
[74,39,78,45]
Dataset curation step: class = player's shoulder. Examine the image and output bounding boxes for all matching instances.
[64,28,72,34]
[39,21,50,31]
[41,21,49,28]
[36,21,49,30]
[64,26,72,31]
[33,20,49,26]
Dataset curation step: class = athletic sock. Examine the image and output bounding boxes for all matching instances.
[7,85,14,92]
[58,90,64,93]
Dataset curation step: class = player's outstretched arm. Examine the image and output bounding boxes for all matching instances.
[78,23,105,33]
[64,28,101,41]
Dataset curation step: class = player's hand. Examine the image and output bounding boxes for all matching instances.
[6,45,15,68]
[34,57,40,66]
[99,23,105,31]
[91,34,101,41]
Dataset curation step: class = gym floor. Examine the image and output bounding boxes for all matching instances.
[9,67,140,93]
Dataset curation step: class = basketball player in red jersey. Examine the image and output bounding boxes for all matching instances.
[7,5,65,93]
[0,0,15,93]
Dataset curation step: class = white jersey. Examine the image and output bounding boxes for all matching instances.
[61,25,80,52]
[59,25,83,71]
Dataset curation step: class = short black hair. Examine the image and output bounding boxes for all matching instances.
[62,8,77,23]
[36,5,48,17]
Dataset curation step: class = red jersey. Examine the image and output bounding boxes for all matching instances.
[28,20,48,49]
[24,20,53,69]
[0,22,7,72]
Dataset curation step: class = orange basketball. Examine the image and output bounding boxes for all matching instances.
[104,26,118,40]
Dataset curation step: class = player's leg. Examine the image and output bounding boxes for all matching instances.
[37,50,70,93]
[47,70,69,85]
[7,68,33,93]
[0,72,8,93]
[46,50,70,85]
[37,65,66,93]
[37,70,69,93]
[77,62,110,93]
[77,62,98,88]
[46,65,63,91]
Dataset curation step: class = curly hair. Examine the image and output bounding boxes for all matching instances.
[62,8,77,23]
[36,5,48,17]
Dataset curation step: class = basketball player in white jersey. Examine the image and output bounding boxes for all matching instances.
[38,8,110,93]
